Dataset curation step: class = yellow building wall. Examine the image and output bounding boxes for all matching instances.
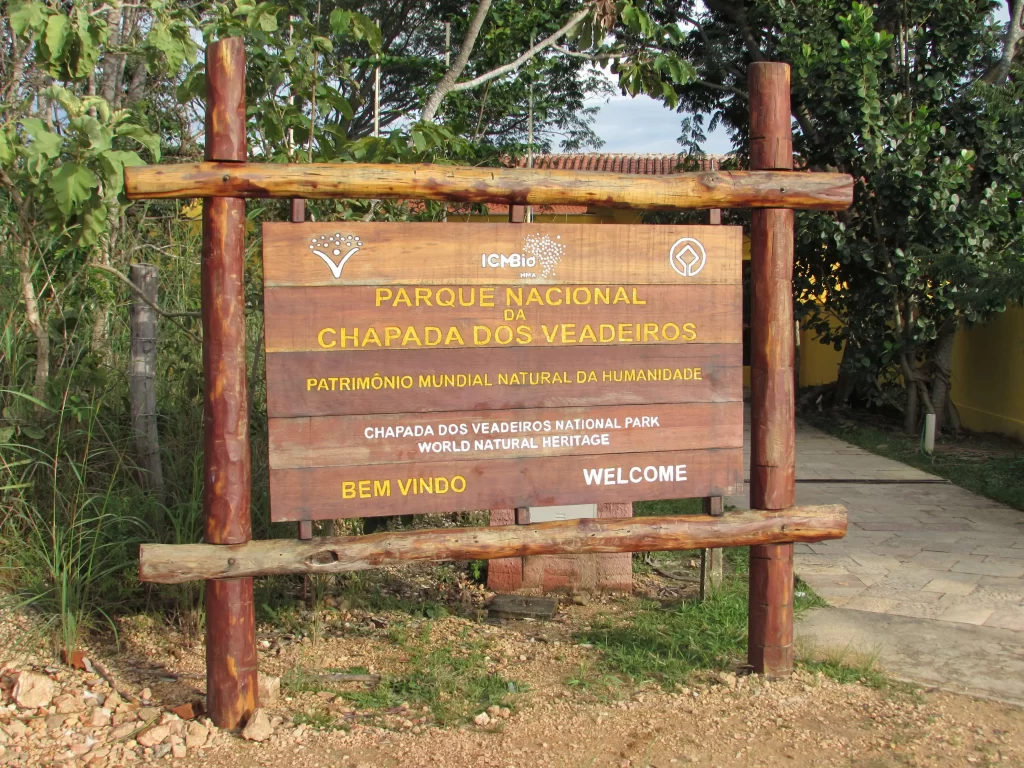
[797,306,1024,442]
[950,306,1024,442]
[799,321,844,386]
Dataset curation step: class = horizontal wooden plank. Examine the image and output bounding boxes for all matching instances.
[262,223,741,287]
[264,283,742,352]
[269,401,743,469]
[125,162,855,211]
[139,506,850,583]
[269,447,743,521]
[265,343,742,418]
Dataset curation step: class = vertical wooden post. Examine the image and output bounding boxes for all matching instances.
[699,496,724,600]
[202,37,258,729]
[747,62,796,678]
[291,198,313,544]
[700,166,723,600]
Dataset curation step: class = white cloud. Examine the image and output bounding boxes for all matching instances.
[586,91,734,155]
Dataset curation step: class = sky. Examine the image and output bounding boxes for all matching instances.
[585,90,735,155]
[584,2,1012,157]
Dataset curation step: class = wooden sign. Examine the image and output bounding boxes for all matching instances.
[262,223,744,521]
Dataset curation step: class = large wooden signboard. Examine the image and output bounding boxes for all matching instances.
[263,223,744,522]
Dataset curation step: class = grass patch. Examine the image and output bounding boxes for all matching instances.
[340,629,522,725]
[804,411,1024,511]
[579,589,748,684]
[579,568,837,688]
[799,657,889,690]
[634,497,704,517]
[291,708,346,731]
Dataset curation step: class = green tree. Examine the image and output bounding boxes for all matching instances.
[608,0,1024,433]
[1,0,192,402]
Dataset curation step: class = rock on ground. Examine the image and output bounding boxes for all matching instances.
[241,709,273,742]
[13,671,54,709]
[258,673,281,705]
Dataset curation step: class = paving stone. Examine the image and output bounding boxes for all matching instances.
[887,601,948,620]
[810,586,867,601]
[950,560,1024,578]
[978,575,1024,588]
[983,608,1024,632]
[921,578,979,596]
[909,551,962,570]
[968,586,1024,606]
[848,552,903,571]
[842,596,900,614]
[937,604,995,626]
[986,555,1024,566]
[921,540,983,554]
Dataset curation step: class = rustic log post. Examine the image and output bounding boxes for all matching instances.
[202,37,258,729]
[129,263,165,506]
[747,62,797,678]
[290,199,314,544]
[699,169,724,600]
[699,496,724,600]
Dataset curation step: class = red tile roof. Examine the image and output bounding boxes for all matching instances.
[428,154,735,218]
[514,153,728,174]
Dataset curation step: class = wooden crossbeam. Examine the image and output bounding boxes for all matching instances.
[139,505,847,584]
[124,162,853,211]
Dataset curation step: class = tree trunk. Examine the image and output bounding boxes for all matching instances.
[930,319,958,435]
[904,373,919,435]
[986,0,1023,84]
[420,0,493,122]
[91,203,122,363]
[17,243,48,408]
[129,264,165,506]
[833,341,858,407]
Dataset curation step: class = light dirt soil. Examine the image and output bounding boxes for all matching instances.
[2,565,1022,768]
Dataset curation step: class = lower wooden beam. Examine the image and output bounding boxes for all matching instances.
[139,505,846,584]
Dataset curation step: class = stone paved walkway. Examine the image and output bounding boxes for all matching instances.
[728,422,1024,631]
[726,420,1024,703]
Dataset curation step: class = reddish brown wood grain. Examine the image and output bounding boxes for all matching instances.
[125,162,854,211]
[747,543,795,673]
[204,39,246,164]
[749,64,794,172]
[265,343,742,418]
[268,401,743,469]
[205,578,257,727]
[262,223,741,287]
[747,61,797,679]
[749,211,796,510]
[202,37,257,730]
[202,196,252,544]
[263,284,742,353]
[269,447,743,522]
[139,505,848,583]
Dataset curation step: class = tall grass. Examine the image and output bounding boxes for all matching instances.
[0,215,233,655]
[0,388,151,657]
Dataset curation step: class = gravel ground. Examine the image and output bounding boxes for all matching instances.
[2,566,1022,768]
